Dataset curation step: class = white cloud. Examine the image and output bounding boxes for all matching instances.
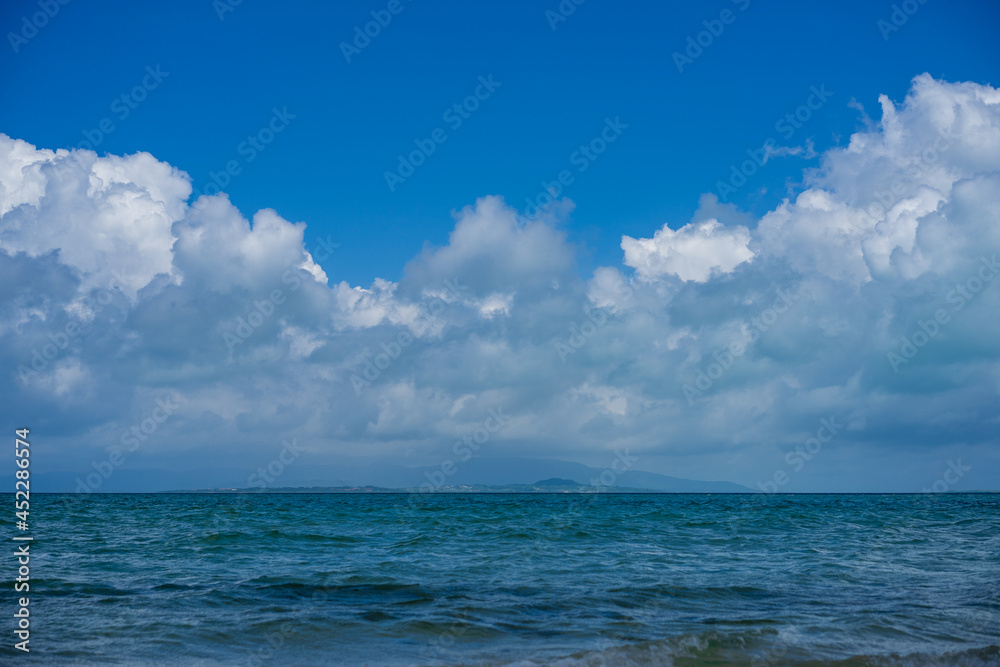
[3,73,1000,492]
[587,266,633,311]
[757,74,1000,286]
[622,219,754,282]
[0,139,186,297]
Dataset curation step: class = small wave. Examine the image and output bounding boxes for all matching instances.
[194,531,251,545]
[236,577,435,605]
[32,580,134,597]
[499,638,1000,667]
[152,583,195,591]
[260,530,360,543]
[862,645,1000,667]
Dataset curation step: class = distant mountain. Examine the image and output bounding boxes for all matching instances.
[32,456,753,493]
[176,483,670,494]
[534,478,583,487]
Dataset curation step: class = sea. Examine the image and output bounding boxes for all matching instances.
[3,492,998,666]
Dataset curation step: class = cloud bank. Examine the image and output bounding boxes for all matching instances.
[3,74,999,491]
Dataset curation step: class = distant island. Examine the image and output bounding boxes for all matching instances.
[164,479,708,494]
[37,456,755,493]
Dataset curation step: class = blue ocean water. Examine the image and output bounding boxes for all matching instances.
[3,493,998,665]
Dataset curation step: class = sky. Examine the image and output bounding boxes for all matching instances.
[1,0,999,492]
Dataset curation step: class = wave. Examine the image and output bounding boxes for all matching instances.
[494,636,1000,667]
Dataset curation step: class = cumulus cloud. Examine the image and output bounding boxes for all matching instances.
[622,219,754,282]
[622,220,753,283]
[0,138,187,297]
[2,73,1000,492]
[762,72,1000,286]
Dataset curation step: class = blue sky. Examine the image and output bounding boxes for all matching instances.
[2,0,1000,492]
[3,0,997,285]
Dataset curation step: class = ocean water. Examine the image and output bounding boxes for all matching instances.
[4,493,999,666]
